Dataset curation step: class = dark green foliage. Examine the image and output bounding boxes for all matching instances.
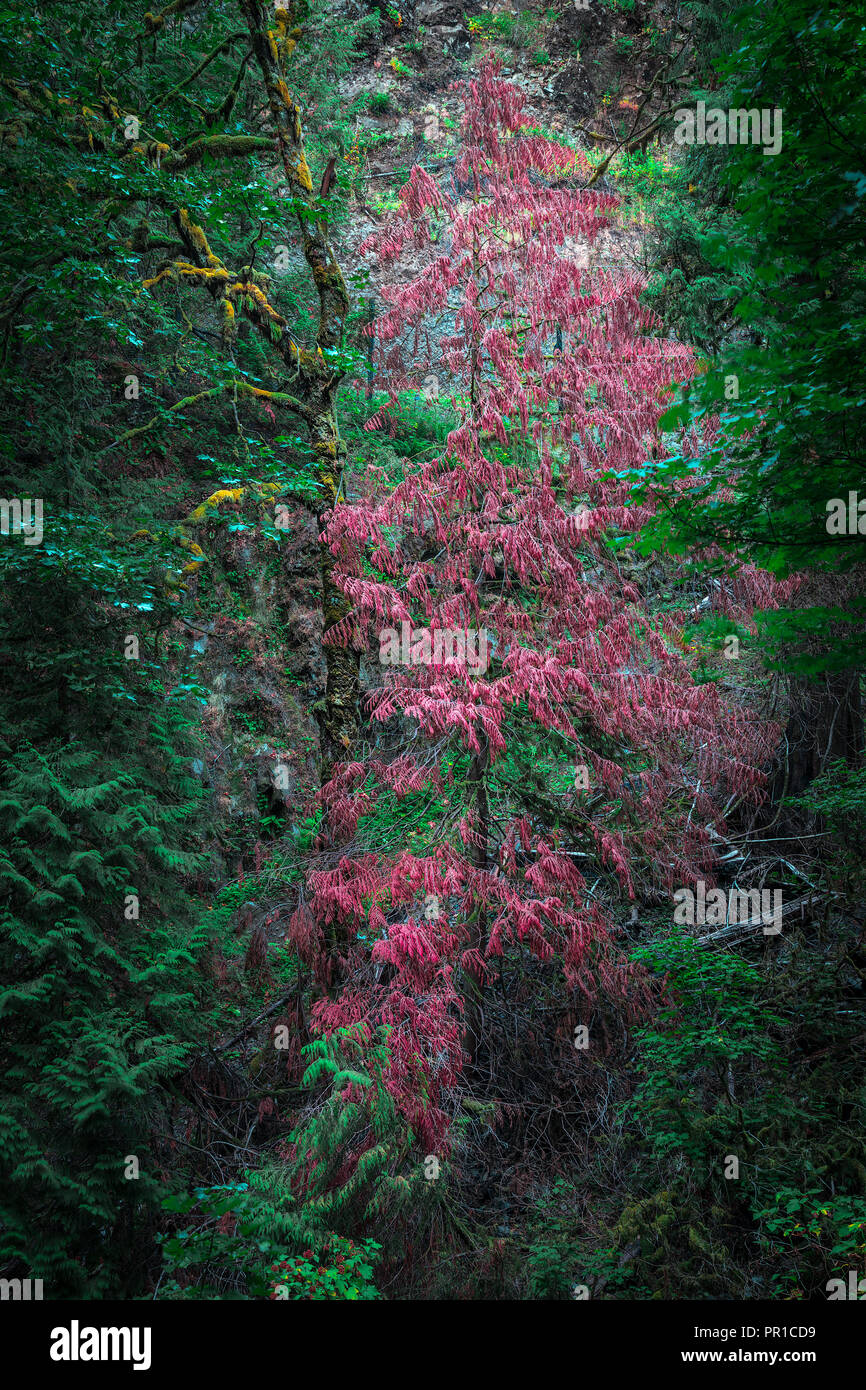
[598,918,866,1299]
[0,709,210,1296]
[155,1026,423,1298]
[635,0,866,680]
[245,1027,443,1256]
[626,930,785,1165]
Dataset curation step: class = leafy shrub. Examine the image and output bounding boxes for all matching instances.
[268,1236,381,1300]
[157,1181,383,1301]
[754,1190,866,1298]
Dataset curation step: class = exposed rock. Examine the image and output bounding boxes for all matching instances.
[550,59,595,119]
[415,0,464,23]
[550,2,610,54]
[433,24,470,61]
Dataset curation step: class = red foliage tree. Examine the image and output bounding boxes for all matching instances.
[293,61,781,1157]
